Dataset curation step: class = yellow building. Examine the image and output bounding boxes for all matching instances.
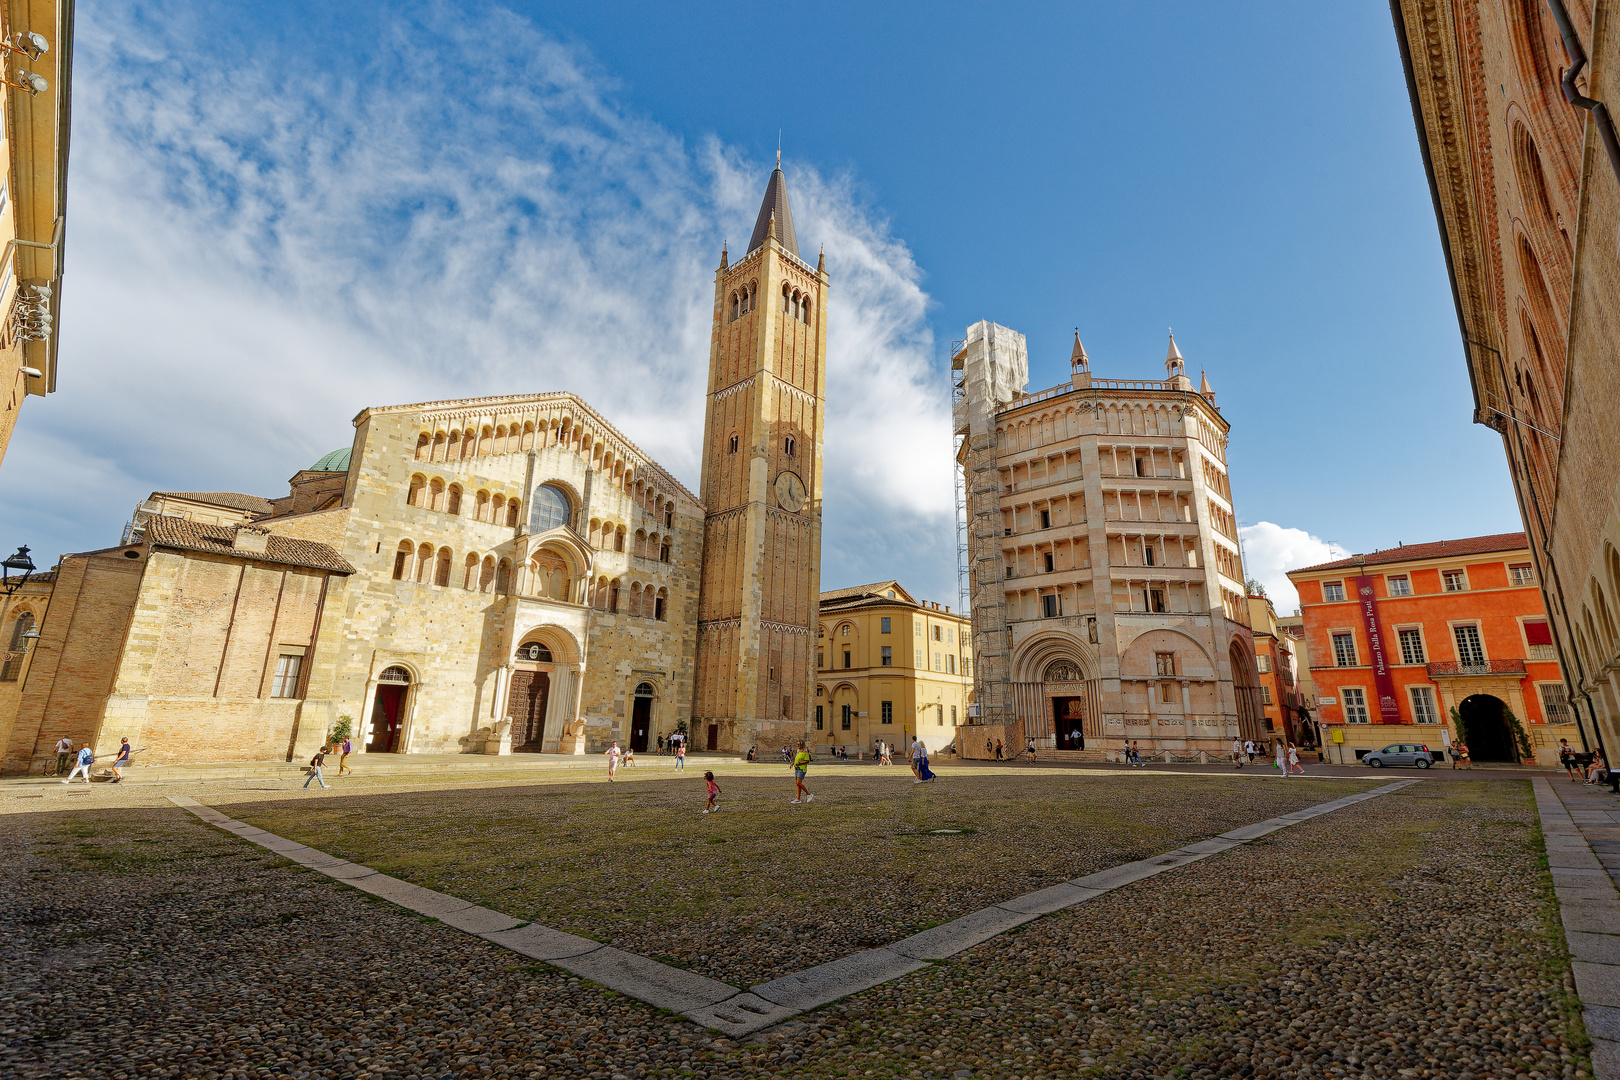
[814,581,970,756]
[0,0,72,468]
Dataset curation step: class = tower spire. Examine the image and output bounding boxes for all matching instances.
[747,159,799,257]
[1165,330,1185,378]
[1069,328,1088,370]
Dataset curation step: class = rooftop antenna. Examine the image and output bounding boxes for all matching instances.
[777,130,782,168]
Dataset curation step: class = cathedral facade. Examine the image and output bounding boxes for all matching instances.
[0,167,823,771]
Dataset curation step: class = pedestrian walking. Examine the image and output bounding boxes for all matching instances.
[702,770,721,813]
[304,746,329,789]
[1231,737,1244,769]
[1130,740,1144,766]
[1560,738,1580,781]
[1243,739,1255,763]
[1456,741,1471,769]
[1288,744,1303,775]
[607,741,621,781]
[338,735,353,776]
[985,737,993,758]
[675,741,686,771]
[916,740,936,783]
[62,743,94,784]
[1025,740,1036,763]
[110,738,133,784]
[657,733,666,755]
[54,735,74,777]
[791,741,814,803]
[908,737,923,781]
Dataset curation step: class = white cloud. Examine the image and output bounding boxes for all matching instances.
[1,3,958,600]
[1239,522,1349,615]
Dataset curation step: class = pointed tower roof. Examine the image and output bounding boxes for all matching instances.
[746,156,800,258]
[1069,330,1088,368]
[1200,370,1214,396]
[1166,333,1184,363]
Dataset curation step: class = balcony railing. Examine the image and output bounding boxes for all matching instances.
[1426,659,1527,678]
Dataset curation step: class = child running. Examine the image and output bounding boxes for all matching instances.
[702,770,721,814]
[791,741,814,804]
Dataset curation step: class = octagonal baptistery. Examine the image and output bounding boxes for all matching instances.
[330,392,704,757]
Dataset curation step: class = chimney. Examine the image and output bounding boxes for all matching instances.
[232,525,271,555]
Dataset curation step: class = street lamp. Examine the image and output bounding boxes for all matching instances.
[2,545,36,594]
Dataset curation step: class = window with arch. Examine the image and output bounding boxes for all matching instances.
[1,610,35,680]
[407,474,426,507]
[728,433,739,454]
[608,578,621,613]
[660,541,671,563]
[480,555,496,593]
[446,484,463,516]
[393,541,414,581]
[463,553,480,589]
[434,547,452,587]
[475,490,490,522]
[506,500,520,528]
[655,588,668,621]
[614,527,626,553]
[429,477,445,511]
[784,435,796,457]
[530,484,571,533]
[496,558,513,595]
[801,297,811,325]
[415,543,434,584]
[415,432,432,461]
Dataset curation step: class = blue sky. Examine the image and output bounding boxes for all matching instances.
[0,0,1520,613]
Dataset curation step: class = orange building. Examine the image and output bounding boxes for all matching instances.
[1248,593,1308,748]
[1287,533,1574,765]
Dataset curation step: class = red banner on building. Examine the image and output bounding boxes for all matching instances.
[1353,575,1402,723]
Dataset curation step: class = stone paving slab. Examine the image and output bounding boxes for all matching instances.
[439,905,526,935]
[750,949,929,1013]
[1532,777,1620,1079]
[553,946,740,1013]
[480,922,602,961]
[684,993,800,1039]
[890,906,1038,960]
[996,882,1104,915]
[346,874,475,918]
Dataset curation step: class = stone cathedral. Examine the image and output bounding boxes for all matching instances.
[0,165,827,771]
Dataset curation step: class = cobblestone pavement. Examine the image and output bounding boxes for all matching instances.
[228,773,1376,986]
[0,777,1587,1079]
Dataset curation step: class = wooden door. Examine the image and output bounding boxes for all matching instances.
[509,671,551,751]
[706,723,718,752]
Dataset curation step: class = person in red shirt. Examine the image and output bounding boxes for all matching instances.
[702,771,721,814]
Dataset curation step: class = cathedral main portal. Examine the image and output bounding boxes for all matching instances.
[509,670,552,752]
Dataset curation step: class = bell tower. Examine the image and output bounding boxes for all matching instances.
[691,158,828,751]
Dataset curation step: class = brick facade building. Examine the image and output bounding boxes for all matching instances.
[1287,532,1571,764]
[1392,0,1620,764]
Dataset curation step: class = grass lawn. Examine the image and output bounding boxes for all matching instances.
[232,768,1379,985]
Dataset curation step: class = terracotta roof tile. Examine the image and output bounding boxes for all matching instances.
[144,518,355,574]
[1290,532,1527,575]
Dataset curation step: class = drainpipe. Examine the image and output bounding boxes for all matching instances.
[1547,0,1620,188]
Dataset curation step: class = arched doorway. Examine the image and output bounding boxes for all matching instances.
[1229,641,1264,743]
[1044,659,1086,750]
[368,666,411,752]
[631,682,654,752]
[1459,693,1516,762]
[510,641,554,752]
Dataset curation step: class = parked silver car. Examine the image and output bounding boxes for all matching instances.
[1363,743,1437,769]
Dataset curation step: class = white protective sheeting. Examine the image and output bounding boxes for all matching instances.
[956,320,1029,435]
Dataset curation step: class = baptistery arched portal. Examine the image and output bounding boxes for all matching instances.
[631,681,655,753]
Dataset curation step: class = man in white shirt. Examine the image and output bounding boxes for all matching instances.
[54,736,74,777]
[1232,737,1245,769]
[1243,739,1256,763]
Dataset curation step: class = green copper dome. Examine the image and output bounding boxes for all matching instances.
[312,447,352,473]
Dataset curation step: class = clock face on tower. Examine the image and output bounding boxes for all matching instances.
[774,471,806,513]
